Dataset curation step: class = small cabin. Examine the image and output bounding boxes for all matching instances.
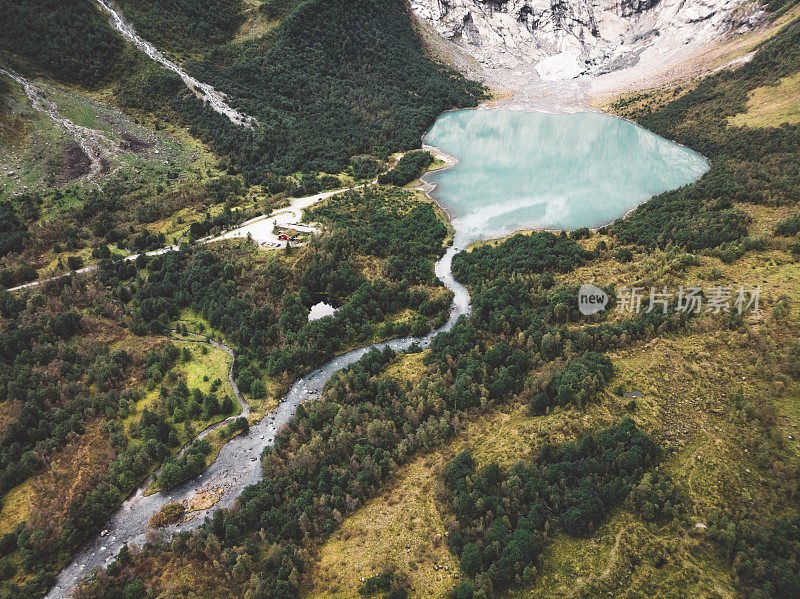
[278,234,289,241]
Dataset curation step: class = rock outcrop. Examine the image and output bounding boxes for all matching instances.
[410,0,764,79]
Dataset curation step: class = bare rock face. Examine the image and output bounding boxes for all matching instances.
[410,0,763,79]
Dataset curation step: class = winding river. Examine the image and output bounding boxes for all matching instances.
[45,245,470,599]
[44,107,708,597]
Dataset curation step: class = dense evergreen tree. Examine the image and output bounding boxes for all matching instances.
[775,213,800,237]
[0,202,28,259]
[176,0,485,179]
[0,0,122,86]
[452,233,592,287]
[377,151,434,187]
[120,0,244,52]
[529,352,614,414]
[734,517,800,598]
[443,420,662,595]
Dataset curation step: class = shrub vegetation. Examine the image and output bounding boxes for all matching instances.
[444,419,662,596]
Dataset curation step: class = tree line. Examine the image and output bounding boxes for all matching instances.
[612,18,800,251]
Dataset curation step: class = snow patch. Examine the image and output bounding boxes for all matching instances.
[535,49,586,81]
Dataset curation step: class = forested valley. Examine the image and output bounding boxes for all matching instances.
[0,185,453,598]
[65,227,722,598]
[0,0,799,597]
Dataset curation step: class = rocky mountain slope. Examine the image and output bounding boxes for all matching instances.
[411,0,764,79]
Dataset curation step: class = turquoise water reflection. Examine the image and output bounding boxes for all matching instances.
[423,110,709,246]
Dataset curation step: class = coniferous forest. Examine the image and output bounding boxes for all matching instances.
[0,0,122,86]
[0,0,799,597]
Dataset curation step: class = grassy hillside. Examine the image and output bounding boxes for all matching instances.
[611,18,800,251]
[0,66,243,290]
[301,220,800,598]
[729,71,800,127]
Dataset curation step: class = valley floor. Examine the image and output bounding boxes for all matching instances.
[2,1,800,597]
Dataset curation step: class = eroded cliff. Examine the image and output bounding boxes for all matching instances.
[411,0,763,79]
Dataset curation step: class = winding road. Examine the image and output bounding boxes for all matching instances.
[7,187,349,293]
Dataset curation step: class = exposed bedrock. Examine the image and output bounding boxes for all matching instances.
[411,0,765,79]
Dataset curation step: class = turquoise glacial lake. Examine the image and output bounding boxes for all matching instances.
[423,110,709,246]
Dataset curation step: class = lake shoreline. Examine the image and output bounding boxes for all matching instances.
[418,109,710,249]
